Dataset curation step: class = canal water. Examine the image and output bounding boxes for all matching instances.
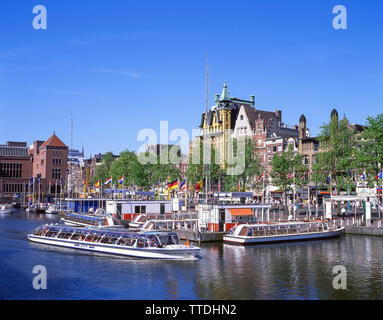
[1,210,383,300]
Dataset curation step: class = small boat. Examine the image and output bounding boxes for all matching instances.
[46,204,62,214]
[0,204,14,214]
[223,221,344,245]
[28,225,201,260]
[61,212,121,228]
[27,203,46,214]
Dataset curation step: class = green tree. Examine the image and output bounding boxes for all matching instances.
[91,152,115,184]
[271,144,308,207]
[223,138,261,191]
[355,114,383,187]
[311,113,356,194]
[186,140,221,189]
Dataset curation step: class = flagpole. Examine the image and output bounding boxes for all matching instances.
[293,168,296,221]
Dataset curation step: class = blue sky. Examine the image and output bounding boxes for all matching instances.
[0,0,382,157]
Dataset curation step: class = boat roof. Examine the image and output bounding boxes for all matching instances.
[65,213,108,221]
[237,221,327,228]
[36,224,177,237]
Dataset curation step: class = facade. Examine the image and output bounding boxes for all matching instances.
[196,82,255,166]
[298,109,365,175]
[68,148,85,196]
[232,100,302,173]
[0,141,32,201]
[29,132,68,194]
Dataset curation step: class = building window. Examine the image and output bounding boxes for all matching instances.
[134,206,146,214]
[240,115,243,120]
[0,162,22,178]
[278,145,283,152]
[53,159,62,165]
[52,168,61,180]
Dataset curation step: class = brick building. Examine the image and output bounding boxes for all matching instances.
[29,132,68,194]
[0,141,32,201]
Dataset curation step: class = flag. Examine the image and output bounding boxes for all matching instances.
[118,175,124,184]
[195,179,203,192]
[167,180,178,191]
[286,171,294,179]
[326,174,331,183]
[376,171,383,180]
[104,177,112,185]
[360,170,366,181]
[95,181,100,188]
[180,179,186,191]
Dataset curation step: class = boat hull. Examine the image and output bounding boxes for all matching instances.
[28,235,200,260]
[0,209,14,214]
[223,228,344,245]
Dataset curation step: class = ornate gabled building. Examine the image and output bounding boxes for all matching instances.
[196,82,256,166]
[232,101,302,172]
[194,82,304,171]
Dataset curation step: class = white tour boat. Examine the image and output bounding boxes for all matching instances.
[28,225,201,260]
[0,204,14,214]
[140,219,199,232]
[61,212,121,228]
[223,221,344,245]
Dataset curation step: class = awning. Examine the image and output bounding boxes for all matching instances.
[228,208,254,216]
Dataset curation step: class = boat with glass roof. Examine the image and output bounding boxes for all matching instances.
[223,221,344,245]
[28,224,201,259]
[61,212,121,228]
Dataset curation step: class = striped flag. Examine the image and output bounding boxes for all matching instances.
[180,179,186,191]
[195,179,203,192]
[104,177,112,185]
[167,180,178,191]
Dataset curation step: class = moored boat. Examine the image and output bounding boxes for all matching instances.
[28,225,201,260]
[140,219,199,232]
[46,204,61,214]
[0,204,14,214]
[61,212,121,228]
[27,203,47,213]
[223,221,344,245]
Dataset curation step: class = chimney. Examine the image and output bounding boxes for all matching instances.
[275,110,282,122]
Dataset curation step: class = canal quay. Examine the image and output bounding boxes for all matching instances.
[1,208,383,300]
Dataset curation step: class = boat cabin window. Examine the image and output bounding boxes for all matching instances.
[145,235,161,247]
[239,227,248,236]
[157,233,180,246]
[137,235,146,248]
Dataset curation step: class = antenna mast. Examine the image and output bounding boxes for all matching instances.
[204,54,211,205]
